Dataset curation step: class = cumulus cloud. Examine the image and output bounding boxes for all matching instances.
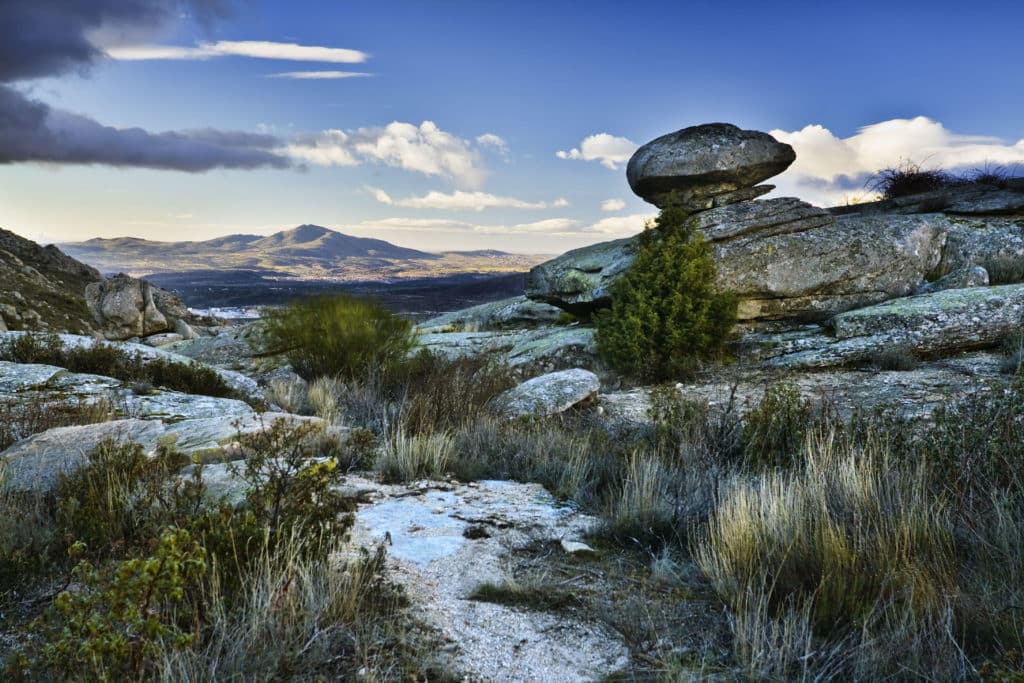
[356,213,653,237]
[106,40,368,63]
[476,133,508,154]
[601,198,626,212]
[368,188,568,211]
[557,133,638,170]
[771,116,1024,207]
[287,121,489,188]
[0,1,297,171]
[266,71,372,80]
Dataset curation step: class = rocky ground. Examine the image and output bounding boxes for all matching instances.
[4,121,1024,680]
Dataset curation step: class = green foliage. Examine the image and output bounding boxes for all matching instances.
[0,333,239,400]
[595,205,737,381]
[54,439,190,558]
[10,529,207,682]
[259,294,416,381]
[741,384,813,469]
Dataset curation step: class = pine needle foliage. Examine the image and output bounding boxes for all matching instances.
[595,205,737,381]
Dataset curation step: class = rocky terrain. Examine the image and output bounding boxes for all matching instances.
[3,122,1024,680]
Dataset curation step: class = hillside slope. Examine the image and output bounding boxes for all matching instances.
[0,228,101,333]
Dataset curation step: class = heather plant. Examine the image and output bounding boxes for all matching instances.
[258,294,416,381]
[595,203,737,381]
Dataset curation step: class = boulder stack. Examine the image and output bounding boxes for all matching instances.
[625,123,795,211]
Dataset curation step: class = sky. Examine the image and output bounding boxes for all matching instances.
[2,0,1024,253]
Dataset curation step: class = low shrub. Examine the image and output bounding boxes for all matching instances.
[264,375,310,414]
[0,333,239,400]
[258,294,416,381]
[741,384,813,469]
[867,346,920,371]
[868,159,955,199]
[983,255,1024,285]
[595,204,737,381]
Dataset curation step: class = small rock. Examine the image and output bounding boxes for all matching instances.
[561,539,597,555]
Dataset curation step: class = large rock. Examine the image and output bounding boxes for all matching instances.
[417,296,565,334]
[85,274,191,341]
[764,284,1024,368]
[494,368,600,418]
[527,208,950,322]
[626,123,795,209]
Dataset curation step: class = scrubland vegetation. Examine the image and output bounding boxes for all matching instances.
[2,223,1024,679]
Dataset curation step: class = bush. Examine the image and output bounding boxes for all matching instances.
[741,384,813,469]
[595,204,737,381]
[259,294,416,381]
[868,159,955,199]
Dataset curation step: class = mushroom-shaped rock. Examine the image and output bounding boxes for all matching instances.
[626,123,795,209]
[495,368,600,418]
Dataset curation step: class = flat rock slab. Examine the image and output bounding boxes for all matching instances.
[0,332,259,397]
[495,368,600,417]
[417,296,564,334]
[0,411,327,495]
[349,478,629,682]
[418,326,597,377]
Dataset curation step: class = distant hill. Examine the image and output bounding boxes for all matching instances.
[0,227,101,333]
[61,224,547,281]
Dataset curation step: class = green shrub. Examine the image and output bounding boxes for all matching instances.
[10,529,207,682]
[742,384,813,469]
[259,294,416,381]
[595,204,737,381]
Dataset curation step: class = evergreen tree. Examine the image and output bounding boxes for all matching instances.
[595,204,737,380]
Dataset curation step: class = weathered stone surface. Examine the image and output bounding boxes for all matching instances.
[762,284,1024,368]
[143,332,184,346]
[494,368,599,417]
[527,211,949,322]
[0,332,258,397]
[916,266,989,294]
[85,274,191,341]
[626,123,795,208]
[418,296,565,334]
[418,326,597,377]
[934,218,1024,278]
[830,179,1024,217]
[348,477,629,681]
[695,197,833,242]
[0,411,329,495]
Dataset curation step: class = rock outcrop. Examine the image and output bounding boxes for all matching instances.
[527,206,951,322]
[494,368,600,417]
[626,123,795,210]
[85,274,193,341]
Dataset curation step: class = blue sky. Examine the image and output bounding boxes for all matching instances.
[3,0,1024,252]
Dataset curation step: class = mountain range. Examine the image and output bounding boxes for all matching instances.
[61,225,548,281]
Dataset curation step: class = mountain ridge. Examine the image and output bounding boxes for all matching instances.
[60,224,546,282]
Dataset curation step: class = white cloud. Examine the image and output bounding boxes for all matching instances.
[106,40,368,63]
[267,71,372,79]
[557,133,638,169]
[286,121,488,188]
[476,133,508,154]
[369,189,569,211]
[770,116,1024,207]
[367,187,394,204]
[601,198,626,212]
[355,213,653,237]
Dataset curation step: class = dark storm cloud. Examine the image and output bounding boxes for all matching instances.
[0,0,294,172]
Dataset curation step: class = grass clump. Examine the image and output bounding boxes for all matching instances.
[469,579,579,612]
[867,346,921,371]
[868,159,955,199]
[741,384,813,469]
[595,203,737,381]
[259,294,416,381]
[377,431,455,483]
[0,397,113,451]
[983,254,1024,285]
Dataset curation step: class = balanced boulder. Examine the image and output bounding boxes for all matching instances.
[86,274,192,340]
[626,123,795,210]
